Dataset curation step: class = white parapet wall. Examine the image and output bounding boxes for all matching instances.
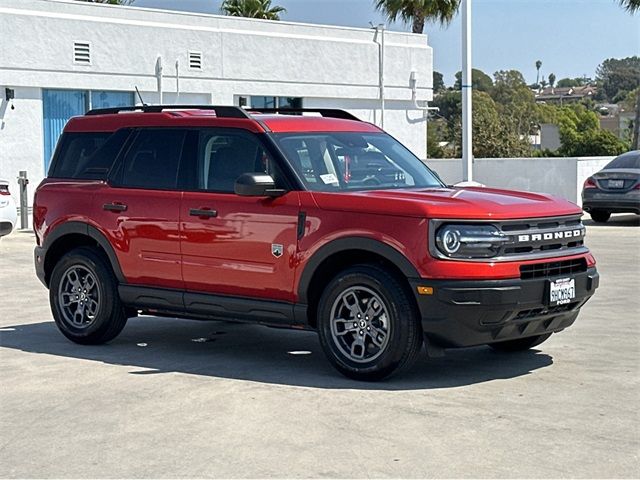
[427,157,614,206]
[0,0,434,209]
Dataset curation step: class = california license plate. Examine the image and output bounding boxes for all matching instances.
[549,277,576,305]
[608,179,624,188]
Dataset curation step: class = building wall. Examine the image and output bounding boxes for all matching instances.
[0,87,43,202]
[0,0,433,207]
[427,156,613,206]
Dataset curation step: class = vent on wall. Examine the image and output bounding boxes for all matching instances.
[73,41,91,65]
[189,51,202,70]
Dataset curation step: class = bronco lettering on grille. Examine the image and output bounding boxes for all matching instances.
[517,229,584,243]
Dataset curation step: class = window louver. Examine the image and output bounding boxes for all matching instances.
[74,42,91,65]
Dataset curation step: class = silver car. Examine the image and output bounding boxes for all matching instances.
[582,150,640,223]
[0,179,18,238]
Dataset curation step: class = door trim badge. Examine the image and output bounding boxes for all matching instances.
[271,244,284,258]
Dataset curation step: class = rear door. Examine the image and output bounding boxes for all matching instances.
[180,128,300,302]
[95,128,186,290]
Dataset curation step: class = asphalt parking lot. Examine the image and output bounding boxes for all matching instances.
[1,215,639,478]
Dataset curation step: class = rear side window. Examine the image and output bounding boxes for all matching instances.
[50,130,130,180]
[113,129,186,190]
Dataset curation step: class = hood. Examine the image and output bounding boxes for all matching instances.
[311,187,582,220]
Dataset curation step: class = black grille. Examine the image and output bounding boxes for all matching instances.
[520,258,588,280]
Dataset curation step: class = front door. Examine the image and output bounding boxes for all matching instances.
[180,128,300,302]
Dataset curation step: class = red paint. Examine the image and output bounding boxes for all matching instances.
[34,109,596,304]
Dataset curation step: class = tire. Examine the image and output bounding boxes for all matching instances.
[489,333,552,352]
[590,210,611,223]
[317,264,422,381]
[49,246,127,345]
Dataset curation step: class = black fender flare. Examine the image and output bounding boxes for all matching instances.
[42,221,126,284]
[296,236,420,304]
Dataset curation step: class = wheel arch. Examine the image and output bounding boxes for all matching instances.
[42,222,125,287]
[297,237,420,328]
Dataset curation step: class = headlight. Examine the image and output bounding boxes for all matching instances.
[435,224,508,259]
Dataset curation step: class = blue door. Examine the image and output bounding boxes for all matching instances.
[42,90,134,173]
[42,89,87,172]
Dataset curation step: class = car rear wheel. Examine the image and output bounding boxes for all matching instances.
[489,333,552,352]
[590,210,611,223]
[317,265,422,381]
[50,246,127,345]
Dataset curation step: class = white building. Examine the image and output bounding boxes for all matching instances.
[0,0,433,210]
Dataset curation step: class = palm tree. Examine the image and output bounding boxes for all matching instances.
[618,0,640,13]
[548,73,556,88]
[535,60,542,86]
[221,0,286,20]
[374,0,461,34]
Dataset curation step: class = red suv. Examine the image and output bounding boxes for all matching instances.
[34,106,599,380]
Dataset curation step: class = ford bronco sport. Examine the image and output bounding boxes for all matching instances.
[34,106,599,380]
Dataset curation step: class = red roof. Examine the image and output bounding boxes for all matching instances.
[64,109,381,134]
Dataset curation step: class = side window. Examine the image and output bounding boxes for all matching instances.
[115,129,186,190]
[193,130,280,193]
[50,131,126,179]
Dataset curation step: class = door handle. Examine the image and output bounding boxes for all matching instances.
[103,202,127,212]
[189,208,217,218]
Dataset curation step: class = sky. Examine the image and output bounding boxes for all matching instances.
[133,0,640,86]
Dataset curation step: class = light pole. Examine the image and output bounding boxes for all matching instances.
[461,0,473,182]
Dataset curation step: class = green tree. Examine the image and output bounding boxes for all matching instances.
[491,70,537,137]
[618,0,640,13]
[556,77,591,88]
[220,0,286,20]
[596,56,640,102]
[535,60,542,86]
[548,73,556,88]
[433,71,445,93]
[555,104,629,156]
[374,0,461,34]
[432,90,531,158]
[454,68,493,92]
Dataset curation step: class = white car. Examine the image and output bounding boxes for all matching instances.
[0,179,17,238]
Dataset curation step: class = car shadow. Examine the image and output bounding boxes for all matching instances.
[583,213,640,227]
[0,317,554,391]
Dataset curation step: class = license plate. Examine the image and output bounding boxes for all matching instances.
[549,277,576,305]
[608,179,625,188]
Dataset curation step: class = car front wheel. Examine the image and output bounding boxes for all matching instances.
[49,246,128,345]
[317,265,422,381]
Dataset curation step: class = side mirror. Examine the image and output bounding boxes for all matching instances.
[234,173,286,197]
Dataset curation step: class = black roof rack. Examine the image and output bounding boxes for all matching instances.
[85,105,360,122]
[249,108,360,121]
[85,105,250,118]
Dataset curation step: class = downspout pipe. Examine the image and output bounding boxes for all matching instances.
[410,71,439,159]
[156,56,163,104]
[373,24,386,129]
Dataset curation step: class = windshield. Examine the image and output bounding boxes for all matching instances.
[272,132,444,191]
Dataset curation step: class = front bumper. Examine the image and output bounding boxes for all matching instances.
[410,267,599,348]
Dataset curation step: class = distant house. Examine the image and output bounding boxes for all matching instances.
[534,86,597,104]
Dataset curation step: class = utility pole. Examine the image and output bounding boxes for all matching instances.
[461,0,473,182]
